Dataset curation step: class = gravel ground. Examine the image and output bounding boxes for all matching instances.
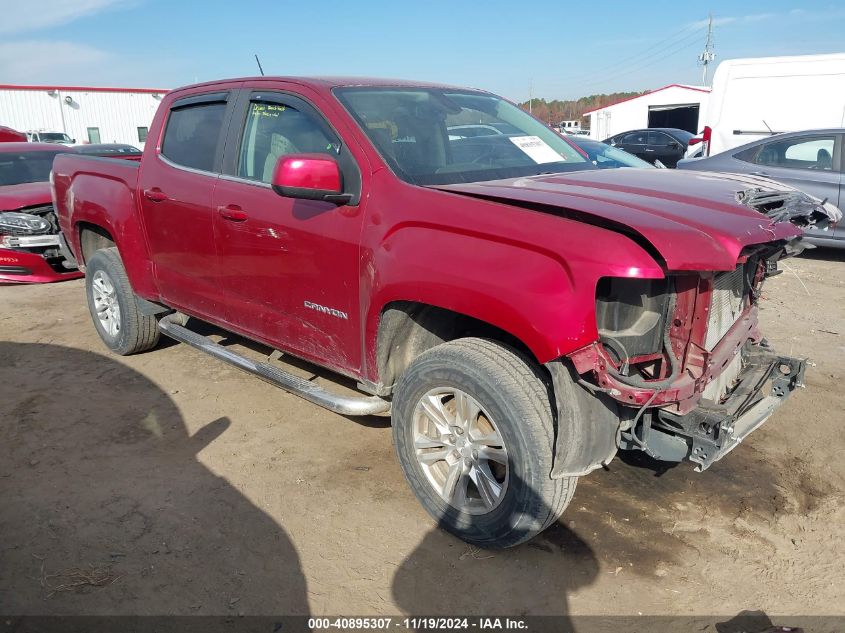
[1,249,843,625]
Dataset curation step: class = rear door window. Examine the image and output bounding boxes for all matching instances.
[161,99,228,172]
[750,136,836,171]
[621,131,647,145]
[648,131,673,146]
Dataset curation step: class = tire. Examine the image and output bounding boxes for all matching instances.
[392,338,576,548]
[85,247,160,355]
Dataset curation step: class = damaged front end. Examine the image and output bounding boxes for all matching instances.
[736,187,842,230]
[0,205,82,283]
[557,182,829,474]
[565,241,806,472]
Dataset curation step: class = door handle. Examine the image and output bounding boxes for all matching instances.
[143,188,168,202]
[644,148,656,152]
[217,204,248,222]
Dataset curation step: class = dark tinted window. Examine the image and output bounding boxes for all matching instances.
[0,151,63,185]
[648,131,673,145]
[238,101,340,183]
[621,131,647,144]
[161,102,227,172]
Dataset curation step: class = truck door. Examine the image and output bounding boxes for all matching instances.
[211,89,366,374]
[137,90,236,319]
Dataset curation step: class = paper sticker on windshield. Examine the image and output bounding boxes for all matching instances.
[509,136,563,164]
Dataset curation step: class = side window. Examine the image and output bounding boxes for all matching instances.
[622,131,647,144]
[753,136,835,171]
[648,131,672,146]
[161,101,227,172]
[238,101,340,183]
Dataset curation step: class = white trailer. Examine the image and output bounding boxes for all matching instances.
[702,53,845,156]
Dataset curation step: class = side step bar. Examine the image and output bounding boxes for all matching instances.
[158,314,391,416]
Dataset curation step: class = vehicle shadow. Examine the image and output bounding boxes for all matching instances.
[798,245,845,262]
[391,473,599,625]
[0,342,309,616]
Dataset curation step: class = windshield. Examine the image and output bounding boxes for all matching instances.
[569,138,655,169]
[39,133,72,143]
[0,151,63,186]
[335,87,591,185]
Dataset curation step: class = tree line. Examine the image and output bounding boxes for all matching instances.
[517,92,643,127]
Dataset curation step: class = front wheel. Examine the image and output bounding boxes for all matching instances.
[392,338,576,548]
[85,247,160,355]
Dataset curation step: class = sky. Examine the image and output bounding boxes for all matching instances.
[1,0,844,102]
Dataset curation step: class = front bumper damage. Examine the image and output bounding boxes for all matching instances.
[560,236,811,474]
[626,342,805,471]
[0,240,83,283]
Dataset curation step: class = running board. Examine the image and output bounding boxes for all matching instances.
[158,315,391,416]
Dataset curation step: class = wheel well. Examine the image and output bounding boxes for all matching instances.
[78,223,115,264]
[376,301,538,393]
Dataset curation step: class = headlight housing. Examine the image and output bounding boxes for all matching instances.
[0,211,52,236]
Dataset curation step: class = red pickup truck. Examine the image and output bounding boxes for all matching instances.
[52,77,839,547]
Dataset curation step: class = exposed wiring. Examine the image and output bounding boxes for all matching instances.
[629,388,661,451]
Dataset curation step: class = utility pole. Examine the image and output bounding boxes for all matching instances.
[698,14,716,85]
[528,80,533,115]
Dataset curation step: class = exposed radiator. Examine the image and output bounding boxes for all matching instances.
[702,351,744,403]
[705,266,746,351]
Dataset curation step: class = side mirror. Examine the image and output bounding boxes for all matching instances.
[271,154,350,204]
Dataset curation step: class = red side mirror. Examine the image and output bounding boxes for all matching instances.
[271,154,349,204]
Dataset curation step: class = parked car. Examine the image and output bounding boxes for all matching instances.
[699,53,845,157]
[0,126,27,143]
[604,128,694,167]
[52,76,839,548]
[565,136,656,169]
[678,129,844,248]
[0,143,83,283]
[26,131,76,145]
[76,144,143,159]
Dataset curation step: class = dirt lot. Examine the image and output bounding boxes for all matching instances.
[1,249,844,624]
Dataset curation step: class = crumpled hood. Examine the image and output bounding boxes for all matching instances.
[0,182,52,212]
[433,169,838,271]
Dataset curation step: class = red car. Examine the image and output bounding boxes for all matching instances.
[0,143,83,283]
[0,126,27,143]
[52,77,839,547]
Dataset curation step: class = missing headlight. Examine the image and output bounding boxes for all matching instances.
[595,277,669,366]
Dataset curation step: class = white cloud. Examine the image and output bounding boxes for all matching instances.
[0,0,130,35]
[0,40,111,83]
[689,13,776,29]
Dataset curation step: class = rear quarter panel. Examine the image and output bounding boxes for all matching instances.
[52,154,158,297]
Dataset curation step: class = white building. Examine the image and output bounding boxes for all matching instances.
[0,84,168,148]
[585,84,710,141]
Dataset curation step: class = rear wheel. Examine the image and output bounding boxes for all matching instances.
[85,247,160,355]
[392,338,576,548]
